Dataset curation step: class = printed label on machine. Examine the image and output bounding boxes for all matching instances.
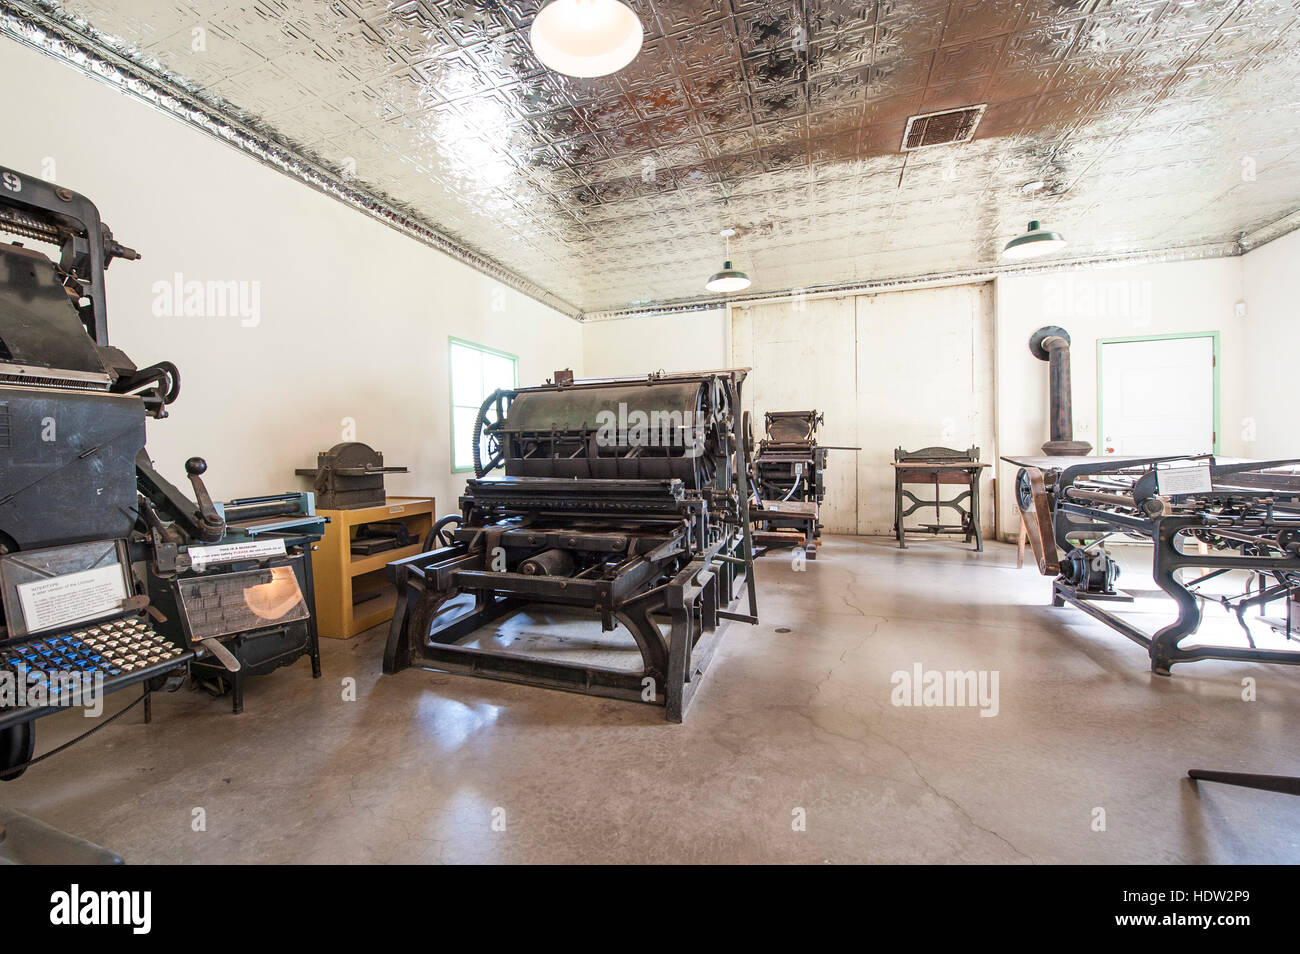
[188,538,287,569]
[16,564,128,633]
[1156,461,1214,496]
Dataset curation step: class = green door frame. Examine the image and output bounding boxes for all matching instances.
[1096,331,1220,456]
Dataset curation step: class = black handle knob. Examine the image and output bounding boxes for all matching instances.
[183,456,224,543]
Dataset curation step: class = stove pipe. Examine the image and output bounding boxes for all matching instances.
[1029,325,1092,456]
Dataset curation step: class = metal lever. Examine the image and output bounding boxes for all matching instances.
[185,457,227,543]
[197,637,241,673]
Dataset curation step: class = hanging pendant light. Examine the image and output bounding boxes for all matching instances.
[705,228,751,293]
[530,0,644,78]
[1001,220,1067,260]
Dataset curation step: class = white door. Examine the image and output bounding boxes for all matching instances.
[1099,336,1216,457]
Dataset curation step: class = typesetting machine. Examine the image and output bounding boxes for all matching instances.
[0,165,322,780]
[385,370,759,721]
[1009,453,1300,674]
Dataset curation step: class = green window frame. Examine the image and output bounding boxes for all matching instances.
[448,337,518,473]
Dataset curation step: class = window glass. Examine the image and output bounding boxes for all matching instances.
[449,340,517,472]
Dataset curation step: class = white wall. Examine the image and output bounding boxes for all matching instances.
[994,257,1248,536]
[731,297,861,533]
[1,39,580,514]
[1242,228,1300,460]
[729,286,996,537]
[582,309,727,377]
[856,283,995,537]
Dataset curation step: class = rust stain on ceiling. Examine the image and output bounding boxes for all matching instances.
[6,0,1300,315]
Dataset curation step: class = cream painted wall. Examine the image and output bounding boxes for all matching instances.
[729,285,995,536]
[1242,228,1300,461]
[731,297,861,533]
[1,40,581,514]
[856,283,995,537]
[993,257,1248,537]
[581,309,728,377]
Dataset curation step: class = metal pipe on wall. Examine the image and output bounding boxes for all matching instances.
[1029,325,1092,456]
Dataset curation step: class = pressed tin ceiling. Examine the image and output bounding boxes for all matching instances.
[4,0,1300,317]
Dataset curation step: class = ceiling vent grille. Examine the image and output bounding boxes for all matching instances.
[901,105,986,151]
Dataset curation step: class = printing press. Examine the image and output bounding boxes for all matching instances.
[296,441,408,510]
[750,410,857,557]
[1009,453,1300,674]
[0,166,323,779]
[385,369,758,721]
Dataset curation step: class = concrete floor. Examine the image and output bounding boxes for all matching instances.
[7,536,1300,864]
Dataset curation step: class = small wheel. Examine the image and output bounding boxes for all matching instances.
[1016,468,1034,512]
[423,514,463,552]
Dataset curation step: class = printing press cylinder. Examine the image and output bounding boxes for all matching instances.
[474,377,734,491]
[519,548,575,576]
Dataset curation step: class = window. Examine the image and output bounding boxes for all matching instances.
[449,337,517,472]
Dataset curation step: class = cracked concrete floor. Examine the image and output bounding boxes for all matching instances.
[6,537,1300,864]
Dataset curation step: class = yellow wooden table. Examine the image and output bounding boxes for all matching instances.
[311,496,435,639]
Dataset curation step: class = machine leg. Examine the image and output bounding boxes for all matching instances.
[1149,527,1202,676]
[302,549,323,679]
[971,475,983,552]
[143,691,152,725]
[1189,770,1300,796]
[664,586,692,724]
[895,473,906,548]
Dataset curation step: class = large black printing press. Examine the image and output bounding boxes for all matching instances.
[0,167,324,785]
[385,370,759,722]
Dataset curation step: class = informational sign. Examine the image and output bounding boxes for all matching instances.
[16,564,128,633]
[1156,460,1214,496]
[188,538,287,569]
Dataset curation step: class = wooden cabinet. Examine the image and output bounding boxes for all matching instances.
[311,496,435,639]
